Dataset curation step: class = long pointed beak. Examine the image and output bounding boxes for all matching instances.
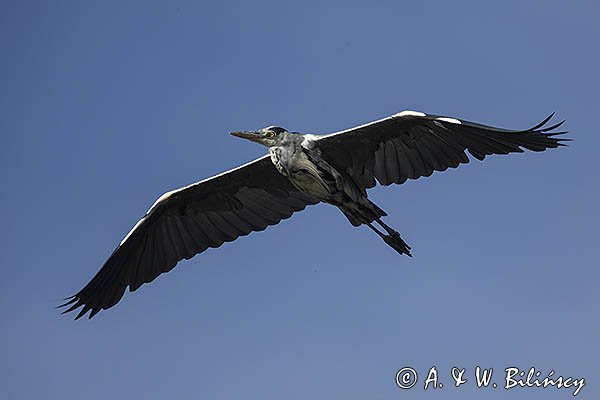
[230,130,262,142]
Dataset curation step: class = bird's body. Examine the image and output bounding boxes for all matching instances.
[269,134,325,195]
[270,133,384,227]
[61,110,568,319]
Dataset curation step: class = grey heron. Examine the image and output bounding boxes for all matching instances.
[60,110,568,319]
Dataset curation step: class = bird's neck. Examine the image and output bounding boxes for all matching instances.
[268,135,305,177]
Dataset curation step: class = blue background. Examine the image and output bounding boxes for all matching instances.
[1,1,598,399]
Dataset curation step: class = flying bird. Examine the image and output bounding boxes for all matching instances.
[60,111,568,319]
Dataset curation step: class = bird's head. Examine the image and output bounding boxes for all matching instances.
[230,126,289,147]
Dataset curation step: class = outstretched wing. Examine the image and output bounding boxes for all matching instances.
[315,111,568,191]
[60,155,318,319]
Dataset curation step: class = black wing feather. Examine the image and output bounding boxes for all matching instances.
[60,156,318,319]
[316,112,568,190]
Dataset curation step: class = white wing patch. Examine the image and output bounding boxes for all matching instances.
[436,117,462,124]
[146,190,177,214]
[393,110,427,118]
[120,217,146,246]
[316,110,430,141]
[301,134,320,149]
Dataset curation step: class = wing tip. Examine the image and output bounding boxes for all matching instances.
[530,113,568,134]
[525,113,571,149]
[529,112,555,131]
[56,295,77,309]
[57,294,102,320]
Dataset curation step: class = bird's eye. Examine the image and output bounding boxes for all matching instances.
[266,131,276,138]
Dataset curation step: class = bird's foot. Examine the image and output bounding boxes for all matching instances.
[367,220,412,257]
[383,231,412,257]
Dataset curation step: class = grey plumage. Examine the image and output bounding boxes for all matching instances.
[60,111,568,319]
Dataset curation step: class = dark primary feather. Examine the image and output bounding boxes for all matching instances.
[59,156,318,319]
[316,112,568,190]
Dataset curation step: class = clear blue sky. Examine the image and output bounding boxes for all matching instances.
[1,1,598,399]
